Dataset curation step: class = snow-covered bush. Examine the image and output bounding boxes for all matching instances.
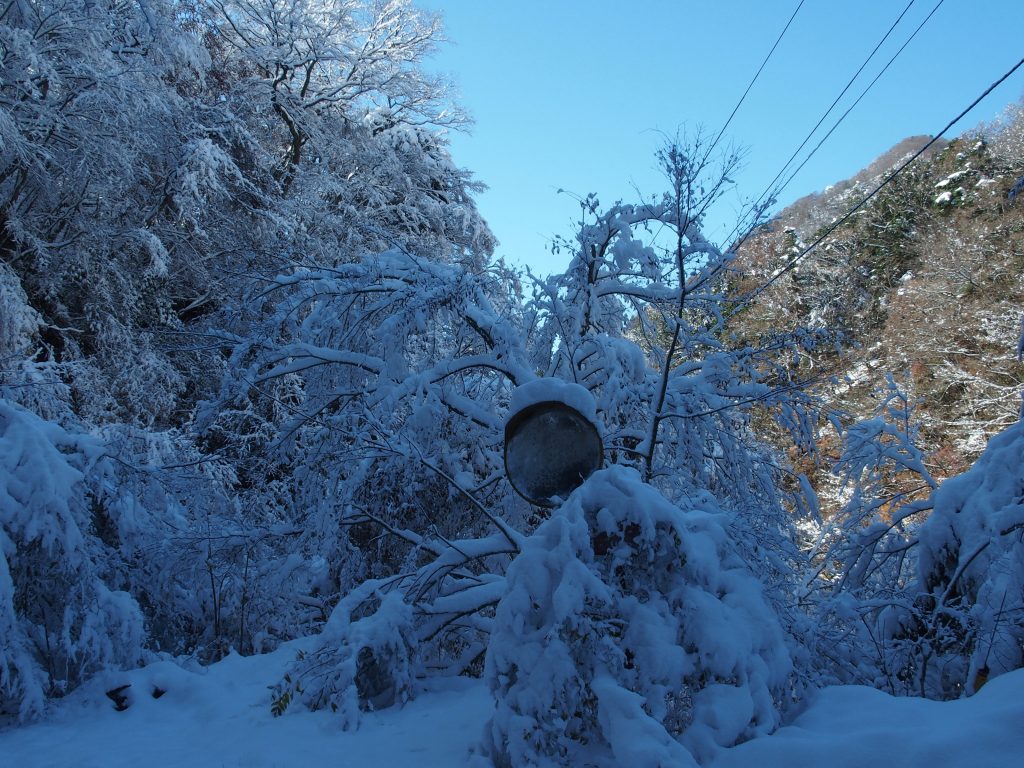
[99,423,341,660]
[275,582,420,727]
[814,395,1024,699]
[0,401,144,719]
[480,466,792,767]
[909,418,1024,697]
[824,379,935,595]
[0,265,37,362]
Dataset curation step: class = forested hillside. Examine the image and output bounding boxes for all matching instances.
[1,0,497,714]
[2,1,1022,765]
[732,109,1024,503]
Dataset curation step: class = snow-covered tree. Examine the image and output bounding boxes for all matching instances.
[0,0,493,714]
[233,138,829,768]
[0,401,145,719]
[221,249,529,723]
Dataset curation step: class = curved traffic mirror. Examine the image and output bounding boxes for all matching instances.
[504,381,603,507]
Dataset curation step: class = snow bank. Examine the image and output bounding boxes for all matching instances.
[0,639,492,767]
[1,635,1021,767]
[713,667,1024,768]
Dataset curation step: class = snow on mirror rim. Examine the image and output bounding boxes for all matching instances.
[504,380,603,507]
[505,378,598,427]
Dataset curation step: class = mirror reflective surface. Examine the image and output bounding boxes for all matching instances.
[504,402,603,506]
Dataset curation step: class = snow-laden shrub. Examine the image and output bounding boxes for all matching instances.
[480,465,792,767]
[279,582,419,728]
[818,415,1024,699]
[96,423,335,660]
[0,263,37,359]
[910,418,1024,697]
[0,400,144,719]
[0,264,74,423]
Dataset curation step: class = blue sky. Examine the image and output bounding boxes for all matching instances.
[419,0,1024,275]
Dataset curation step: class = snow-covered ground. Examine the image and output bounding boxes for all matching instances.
[0,640,490,767]
[1,641,1021,767]
[715,670,1024,768]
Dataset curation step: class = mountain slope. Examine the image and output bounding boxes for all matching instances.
[732,112,1024,502]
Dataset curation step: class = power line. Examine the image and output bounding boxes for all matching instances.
[743,1,918,226]
[774,0,946,203]
[722,0,944,253]
[706,0,806,158]
[744,54,1024,303]
[685,1,805,238]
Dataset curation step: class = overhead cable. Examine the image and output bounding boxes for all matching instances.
[744,54,1024,302]
[774,0,946,202]
[747,1,918,221]
[706,0,806,159]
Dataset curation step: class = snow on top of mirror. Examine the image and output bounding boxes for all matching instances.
[506,378,598,427]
